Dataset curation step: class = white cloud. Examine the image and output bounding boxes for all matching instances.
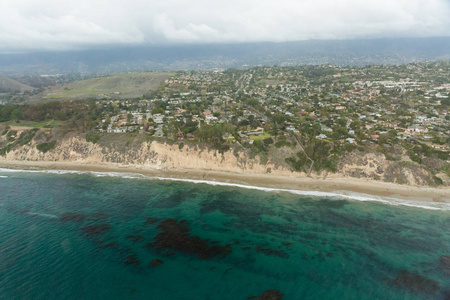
[0,0,449,51]
[153,13,219,42]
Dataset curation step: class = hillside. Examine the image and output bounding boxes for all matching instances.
[42,72,172,100]
[0,75,34,93]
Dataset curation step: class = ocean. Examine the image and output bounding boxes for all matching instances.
[0,169,449,299]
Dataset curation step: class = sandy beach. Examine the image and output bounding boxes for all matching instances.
[1,160,449,205]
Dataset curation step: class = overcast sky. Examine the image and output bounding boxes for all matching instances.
[1,0,449,52]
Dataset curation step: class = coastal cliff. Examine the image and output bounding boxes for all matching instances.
[0,129,288,175]
[0,126,449,187]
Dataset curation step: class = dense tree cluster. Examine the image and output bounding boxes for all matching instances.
[0,100,103,131]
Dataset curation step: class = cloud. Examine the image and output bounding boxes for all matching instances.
[0,0,449,52]
[153,13,219,42]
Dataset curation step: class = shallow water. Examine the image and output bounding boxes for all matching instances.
[0,170,449,299]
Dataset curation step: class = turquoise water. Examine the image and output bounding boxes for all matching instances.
[0,170,449,300]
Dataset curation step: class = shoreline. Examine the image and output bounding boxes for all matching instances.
[1,160,449,207]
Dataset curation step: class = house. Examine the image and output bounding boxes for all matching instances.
[286,125,298,133]
[155,125,164,137]
[238,131,249,140]
[247,127,264,136]
[345,138,356,143]
[153,114,164,124]
[432,144,449,150]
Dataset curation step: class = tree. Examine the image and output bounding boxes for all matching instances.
[11,109,22,121]
[151,107,164,114]
[388,130,397,139]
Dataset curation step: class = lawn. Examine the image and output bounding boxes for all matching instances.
[249,131,271,140]
[42,72,173,100]
[44,89,97,99]
[6,120,61,128]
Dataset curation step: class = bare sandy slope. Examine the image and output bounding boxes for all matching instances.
[1,160,449,205]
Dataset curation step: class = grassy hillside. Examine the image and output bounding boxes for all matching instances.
[43,72,172,100]
[0,75,34,93]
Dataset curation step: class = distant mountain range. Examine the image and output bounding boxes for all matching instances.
[1,37,449,75]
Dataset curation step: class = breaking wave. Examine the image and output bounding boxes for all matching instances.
[1,168,448,211]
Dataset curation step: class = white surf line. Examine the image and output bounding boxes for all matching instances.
[151,176,448,211]
[1,167,448,211]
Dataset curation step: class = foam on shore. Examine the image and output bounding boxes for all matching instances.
[1,167,449,211]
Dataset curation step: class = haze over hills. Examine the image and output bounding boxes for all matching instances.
[1,37,450,75]
[0,75,34,93]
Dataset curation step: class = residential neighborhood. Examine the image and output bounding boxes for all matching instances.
[96,62,449,154]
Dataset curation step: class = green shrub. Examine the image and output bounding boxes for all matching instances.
[6,129,17,142]
[0,144,14,156]
[85,131,101,144]
[6,130,17,138]
[36,141,56,153]
[263,137,274,145]
[436,150,449,161]
[384,153,397,161]
[345,143,357,152]
[275,140,296,148]
[17,128,38,146]
[433,176,443,185]
[285,140,338,173]
[1,126,10,136]
[376,145,386,153]
[409,152,422,164]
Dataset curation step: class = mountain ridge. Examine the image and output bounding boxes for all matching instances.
[1,37,449,75]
